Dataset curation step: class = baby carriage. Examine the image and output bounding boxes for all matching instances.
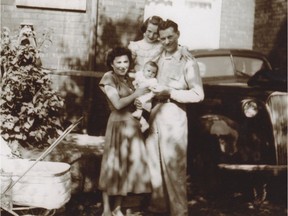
[1,117,83,216]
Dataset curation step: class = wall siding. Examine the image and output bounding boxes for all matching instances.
[253,0,287,69]
[1,0,95,70]
[95,0,145,69]
[2,0,285,70]
[220,0,255,49]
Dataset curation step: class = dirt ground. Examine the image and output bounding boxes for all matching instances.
[55,192,287,216]
[2,169,286,216]
[55,177,287,216]
[2,185,286,216]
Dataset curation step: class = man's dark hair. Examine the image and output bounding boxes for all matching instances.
[158,19,179,32]
[141,16,163,33]
[106,47,132,70]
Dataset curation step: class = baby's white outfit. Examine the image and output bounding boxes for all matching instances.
[132,70,158,132]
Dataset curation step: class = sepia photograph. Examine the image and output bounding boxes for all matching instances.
[0,0,287,215]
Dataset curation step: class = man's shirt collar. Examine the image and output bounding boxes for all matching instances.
[161,45,182,61]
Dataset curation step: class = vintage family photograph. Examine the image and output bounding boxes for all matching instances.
[0,0,287,215]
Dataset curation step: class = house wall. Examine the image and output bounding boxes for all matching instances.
[1,0,98,70]
[2,0,286,70]
[144,0,223,49]
[220,0,255,49]
[1,0,146,70]
[95,0,145,69]
[144,0,255,49]
[253,0,287,69]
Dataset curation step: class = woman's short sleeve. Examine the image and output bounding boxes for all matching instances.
[99,72,117,93]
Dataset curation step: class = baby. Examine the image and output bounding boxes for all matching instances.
[132,61,159,132]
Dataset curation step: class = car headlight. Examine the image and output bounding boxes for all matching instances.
[242,99,258,118]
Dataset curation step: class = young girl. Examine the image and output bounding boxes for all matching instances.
[98,47,151,216]
[128,16,163,73]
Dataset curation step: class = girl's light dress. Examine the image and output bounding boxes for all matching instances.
[128,39,163,71]
[98,71,151,195]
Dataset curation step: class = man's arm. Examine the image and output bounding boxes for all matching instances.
[170,60,204,103]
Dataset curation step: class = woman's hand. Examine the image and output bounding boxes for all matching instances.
[128,72,136,79]
[134,98,143,109]
[134,87,149,98]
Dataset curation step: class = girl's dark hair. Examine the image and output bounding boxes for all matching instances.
[106,47,132,70]
[140,16,163,33]
[158,19,179,32]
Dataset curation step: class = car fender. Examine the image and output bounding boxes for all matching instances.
[198,114,239,156]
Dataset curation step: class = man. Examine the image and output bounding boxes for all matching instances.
[146,19,204,216]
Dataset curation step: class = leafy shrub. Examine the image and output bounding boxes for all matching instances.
[0,25,65,155]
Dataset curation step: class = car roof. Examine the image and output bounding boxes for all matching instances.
[190,48,268,59]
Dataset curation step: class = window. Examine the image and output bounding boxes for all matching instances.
[233,56,265,77]
[196,56,234,77]
[16,0,86,11]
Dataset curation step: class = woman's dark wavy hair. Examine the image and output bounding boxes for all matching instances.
[106,47,132,70]
[140,16,163,33]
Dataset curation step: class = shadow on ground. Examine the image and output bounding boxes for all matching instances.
[54,178,287,216]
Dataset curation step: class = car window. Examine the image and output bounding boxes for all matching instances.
[196,56,234,77]
[233,56,266,77]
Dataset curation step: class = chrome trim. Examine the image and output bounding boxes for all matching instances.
[266,92,288,165]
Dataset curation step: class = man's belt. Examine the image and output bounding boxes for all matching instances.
[153,98,177,104]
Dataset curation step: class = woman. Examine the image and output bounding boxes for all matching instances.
[98,47,151,216]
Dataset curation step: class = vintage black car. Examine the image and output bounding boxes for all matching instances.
[187,49,287,200]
